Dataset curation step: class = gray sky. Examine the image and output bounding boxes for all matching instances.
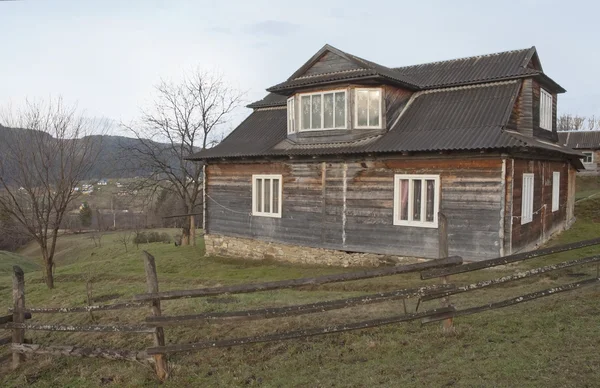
[1,0,599,134]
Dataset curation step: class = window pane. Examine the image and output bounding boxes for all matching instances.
[356,90,368,127]
[335,92,346,128]
[301,96,310,130]
[273,179,279,214]
[323,93,334,129]
[425,179,435,222]
[399,179,409,221]
[412,180,422,221]
[311,95,322,129]
[368,90,380,127]
[256,179,262,213]
[264,179,271,213]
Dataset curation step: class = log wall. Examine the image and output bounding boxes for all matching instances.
[508,158,573,253]
[206,156,507,261]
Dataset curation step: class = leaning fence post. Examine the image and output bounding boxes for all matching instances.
[12,265,25,369]
[438,212,454,333]
[142,251,168,381]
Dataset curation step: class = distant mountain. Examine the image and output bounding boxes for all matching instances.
[0,127,177,179]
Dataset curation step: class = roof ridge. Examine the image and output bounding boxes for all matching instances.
[415,79,519,95]
[393,47,532,71]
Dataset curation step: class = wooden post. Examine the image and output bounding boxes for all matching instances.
[190,214,196,247]
[438,212,454,333]
[143,252,168,381]
[12,266,25,369]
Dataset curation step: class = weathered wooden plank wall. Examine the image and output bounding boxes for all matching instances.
[206,157,505,261]
[510,159,571,252]
[302,51,361,77]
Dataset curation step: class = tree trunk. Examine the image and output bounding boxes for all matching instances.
[190,215,196,246]
[180,202,190,246]
[44,260,54,289]
[41,248,55,289]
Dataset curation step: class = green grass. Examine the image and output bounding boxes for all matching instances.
[0,193,600,386]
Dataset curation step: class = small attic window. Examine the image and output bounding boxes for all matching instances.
[299,90,347,131]
[287,97,295,134]
[355,88,382,129]
[540,88,553,130]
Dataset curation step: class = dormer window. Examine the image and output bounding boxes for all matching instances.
[287,97,296,134]
[355,88,382,129]
[299,90,347,131]
[540,88,553,130]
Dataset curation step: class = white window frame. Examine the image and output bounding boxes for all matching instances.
[298,89,347,132]
[552,171,560,212]
[252,174,282,218]
[521,173,534,225]
[540,88,553,131]
[393,174,440,228]
[287,97,295,134]
[355,88,383,129]
[582,152,594,163]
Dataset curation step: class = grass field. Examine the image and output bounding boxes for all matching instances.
[0,188,600,386]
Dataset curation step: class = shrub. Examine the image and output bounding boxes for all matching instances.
[133,231,171,245]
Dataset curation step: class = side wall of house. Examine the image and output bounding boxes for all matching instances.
[205,157,505,262]
[577,149,600,176]
[508,158,573,253]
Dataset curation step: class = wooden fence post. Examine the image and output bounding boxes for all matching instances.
[142,252,168,381]
[438,213,454,333]
[12,265,25,369]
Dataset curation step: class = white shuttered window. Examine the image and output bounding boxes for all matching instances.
[252,175,282,218]
[287,97,295,134]
[540,89,553,130]
[552,172,560,212]
[521,173,534,224]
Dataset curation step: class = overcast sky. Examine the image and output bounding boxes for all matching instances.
[1,0,599,135]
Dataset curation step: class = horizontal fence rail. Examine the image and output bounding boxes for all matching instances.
[145,284,455,326]
[421,278,600,324]
[421,254,600,302]
[421,237,600,279]
[146,306,454,355]
[4,323,155,333]
[135,256,463,302]
[11,344,152,362]
[9,301,150,314]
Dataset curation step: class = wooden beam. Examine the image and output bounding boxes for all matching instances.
[135,256,463,302]
[146,283,454,326]
[11,343,152,362]
[146,306,454,355]
[10,302,149,314]
[421,237,600,279]
[421,254,600,302]
[421,277,600,324]
[4,323,154,333]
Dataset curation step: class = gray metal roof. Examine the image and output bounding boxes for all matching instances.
[558,131,600,149]
[393,47,539,89]
[248,45,564,109]
[191,81,581,161]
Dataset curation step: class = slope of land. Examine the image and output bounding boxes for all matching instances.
[0,193,599,386]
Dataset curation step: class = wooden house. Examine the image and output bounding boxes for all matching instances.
[189,45,582,264]
[558,131,600,175]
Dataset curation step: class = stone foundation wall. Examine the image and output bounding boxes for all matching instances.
[204,234,424,267]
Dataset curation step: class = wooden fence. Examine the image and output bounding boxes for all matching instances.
[3,217,600,381]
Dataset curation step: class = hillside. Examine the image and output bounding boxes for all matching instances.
[0,194,599,386]
[0,126,179,179]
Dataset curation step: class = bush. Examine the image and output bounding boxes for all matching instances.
[133,231,171,245]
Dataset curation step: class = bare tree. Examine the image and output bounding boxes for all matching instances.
[0,98,107,289]
[116,230,132,253]
[122,70,244,246]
